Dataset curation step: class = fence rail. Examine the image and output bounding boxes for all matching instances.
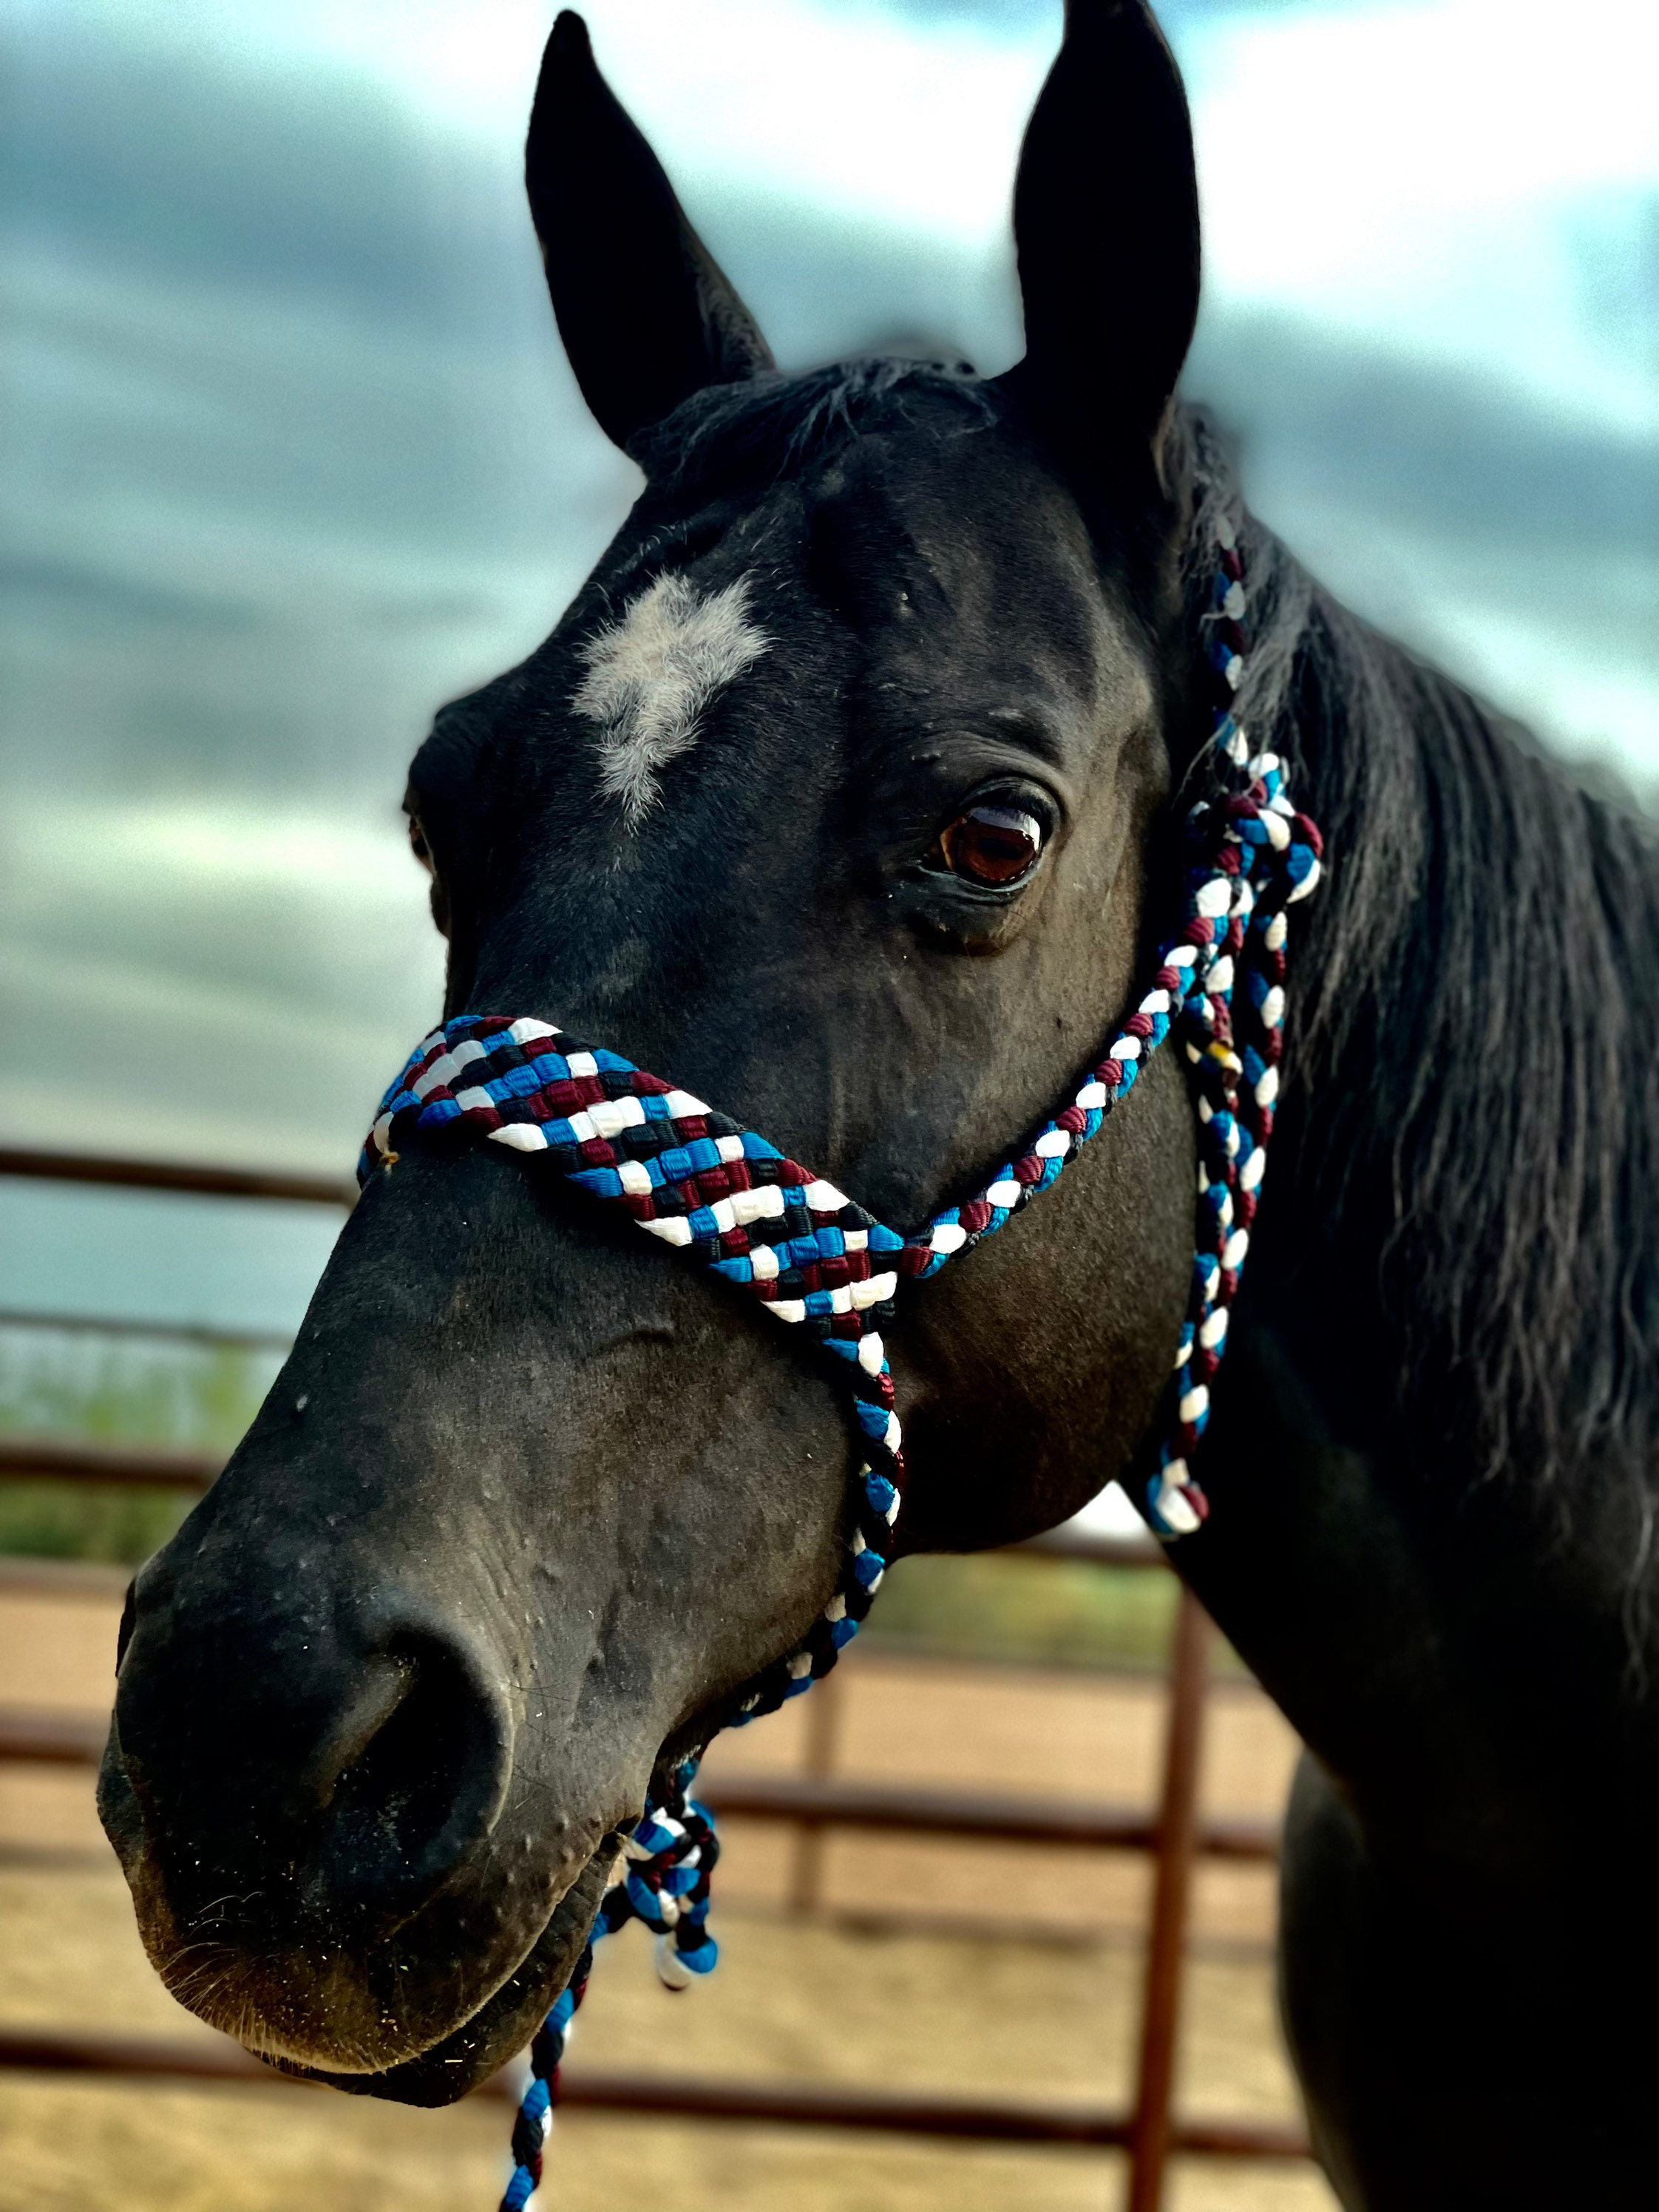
[0,1146,354,1209]
[0,1436,228,1490]
[0,1141,1310,2203]
[0,2026,1309,2160]
[0,1557,132,1600]
[0,1308,296,1354]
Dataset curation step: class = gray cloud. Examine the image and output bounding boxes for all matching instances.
[3,0,1653,1329]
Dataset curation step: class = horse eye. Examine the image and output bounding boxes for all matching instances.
[407,816,432,872]
[936,802,1045,889]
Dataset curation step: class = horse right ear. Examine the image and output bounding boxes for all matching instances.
[526,12,775,454]
[1000,0,1201,484]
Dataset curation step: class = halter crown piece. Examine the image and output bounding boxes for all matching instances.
[359,523,1322,2211]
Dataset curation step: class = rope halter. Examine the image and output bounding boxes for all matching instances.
[357,522,1323,2210]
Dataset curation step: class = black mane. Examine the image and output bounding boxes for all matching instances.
[628,356,997,496]
[1179,412,1659,1507]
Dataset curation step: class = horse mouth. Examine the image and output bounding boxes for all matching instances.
[271,1831,625,2108]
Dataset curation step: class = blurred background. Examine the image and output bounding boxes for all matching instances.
[1,1,1655,2206]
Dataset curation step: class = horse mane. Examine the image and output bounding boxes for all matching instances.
[628,356,996,495]
[1180,413,1659,1510]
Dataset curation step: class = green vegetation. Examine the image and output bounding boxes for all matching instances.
[0,1478,196,1565]
[0,1329,271,1563]
[0,1332,265,1452]
[867,1551,1184,1673]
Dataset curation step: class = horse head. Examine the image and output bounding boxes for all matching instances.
[100,0,1218,2101]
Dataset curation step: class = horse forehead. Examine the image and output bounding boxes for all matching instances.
[568,567,774,829]
[806,430,1100,645]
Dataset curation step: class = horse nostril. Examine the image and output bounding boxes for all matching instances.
[305,1626,513,1927]
[297,1655,411,1815]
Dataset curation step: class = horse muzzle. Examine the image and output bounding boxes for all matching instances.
[97,1549,631,2087]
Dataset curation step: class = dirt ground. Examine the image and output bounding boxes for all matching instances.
[0,1575,1338,2212]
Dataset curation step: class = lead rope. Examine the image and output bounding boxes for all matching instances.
[359,520,1322,2211]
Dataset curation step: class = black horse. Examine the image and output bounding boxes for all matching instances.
[99,4,1659,2205]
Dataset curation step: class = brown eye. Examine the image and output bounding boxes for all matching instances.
[407,816,432,872]
[936,802,1045,889]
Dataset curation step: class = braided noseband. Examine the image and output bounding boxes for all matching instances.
[359,523,1321,2208]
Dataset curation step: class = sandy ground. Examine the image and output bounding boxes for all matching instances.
[0,1577,1337,2212]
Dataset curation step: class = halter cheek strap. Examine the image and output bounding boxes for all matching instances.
[359,525,1323,2212]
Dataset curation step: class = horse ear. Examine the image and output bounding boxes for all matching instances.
[526,12,775,453]
[1002,0,1200,476]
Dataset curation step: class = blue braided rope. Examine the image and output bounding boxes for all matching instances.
[499,1782,718,2210]
[359,525,1323,2210]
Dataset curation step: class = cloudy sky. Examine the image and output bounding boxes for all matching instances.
[3,0,1656,1332]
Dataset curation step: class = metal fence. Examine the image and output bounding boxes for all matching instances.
[0,1145,1311,2206]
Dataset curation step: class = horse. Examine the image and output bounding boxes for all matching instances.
[98,4,1659,2205]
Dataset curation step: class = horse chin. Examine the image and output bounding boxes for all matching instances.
[271,1840,622,2107]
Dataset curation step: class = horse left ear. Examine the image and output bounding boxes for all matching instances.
[526,12,775,453]
[1000,0,1201,481]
